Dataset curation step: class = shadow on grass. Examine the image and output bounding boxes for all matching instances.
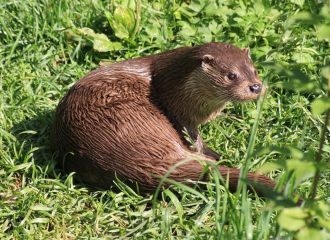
[8,107,143,196]
[6,108,98,191]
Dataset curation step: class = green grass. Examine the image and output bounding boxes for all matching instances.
[1,0,329,239]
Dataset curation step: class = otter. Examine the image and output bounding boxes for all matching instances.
[50,42,299,202]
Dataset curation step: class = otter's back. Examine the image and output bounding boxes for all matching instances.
[50,68,189,190]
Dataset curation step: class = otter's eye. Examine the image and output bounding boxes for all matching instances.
[228,73,237,80]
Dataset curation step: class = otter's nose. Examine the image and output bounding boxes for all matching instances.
[249,84,261,94]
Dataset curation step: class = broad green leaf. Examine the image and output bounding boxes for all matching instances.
[198,27,212,43]
[317,24,330,41]
[291,52,314,64]
[253,46,272,60]
[204,2,220,16]
[177,4,198,18]
[254,146,316,187]
[78,27,95,37]
[320,4,330,15]
[310,202,330,231]
[189,0,205,13]
[236,7,247,17]
[152,2,162,11]
[317,217,330,232]
[296,226,325,240]
[120,0,136,10]
[286,160,316,187]
[311,97,330,117]
[278,207,308,231]
[208,20,221,35]
[262,8,281,21]
[64,28,122,52]
[93,33,123,52]
[253,0,265,14]
[257,159,315,187]
[178,21,196,37]
[113,5,135,39]
[174,10,181,20]
[257,159,287,174]
[93,33,110,49]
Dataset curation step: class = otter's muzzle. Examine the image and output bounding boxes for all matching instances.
[249,84,261,94]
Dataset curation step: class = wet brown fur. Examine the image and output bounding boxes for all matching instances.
[50,42,300,203]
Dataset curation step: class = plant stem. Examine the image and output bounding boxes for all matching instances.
[110,0,114,13]
[132,0,141,39]
[239,79,268,187]
[237,79,267,232]
[310,65,330,200]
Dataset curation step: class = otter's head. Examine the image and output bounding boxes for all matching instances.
[175,42,266,126]
[151,42,265,127]
[192,42,265,104]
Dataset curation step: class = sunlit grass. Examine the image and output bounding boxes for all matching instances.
[0,0,329,239]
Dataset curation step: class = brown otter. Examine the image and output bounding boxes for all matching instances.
[50,42,298,202]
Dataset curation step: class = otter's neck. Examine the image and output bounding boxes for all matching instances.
[150,49,228,129]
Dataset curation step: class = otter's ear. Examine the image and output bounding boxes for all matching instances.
[202,54,214,64]
[243,47,250,55]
